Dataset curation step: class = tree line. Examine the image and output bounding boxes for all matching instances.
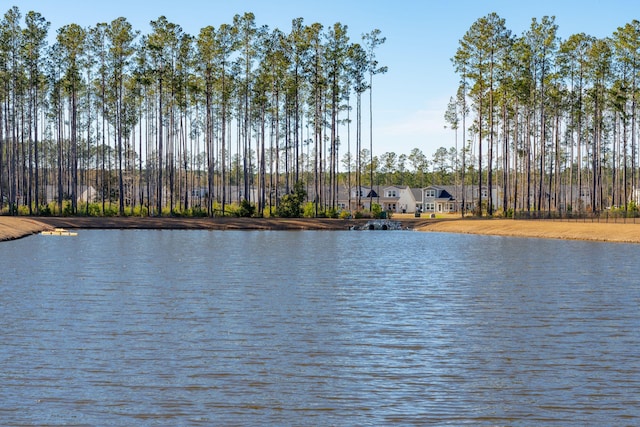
[0,6,389,217]
[451,13,640,216]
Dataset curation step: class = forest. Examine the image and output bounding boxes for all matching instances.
[0,6,389,218]
[451,13,640,217]
[3,7,640,218]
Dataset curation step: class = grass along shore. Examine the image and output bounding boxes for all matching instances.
[1,215,640,243]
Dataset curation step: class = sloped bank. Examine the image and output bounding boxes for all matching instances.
[35,216,371,231]
[3,216,371,240]
[416,218,640,244]
[0,217,51,241]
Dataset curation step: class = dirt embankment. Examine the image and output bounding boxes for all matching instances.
[0,217,53,241]
[35,216,369,231]
[416,218,640,244]
[1,216,373,241]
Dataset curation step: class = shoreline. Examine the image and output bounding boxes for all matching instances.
[35,216,377,231]
[2,215,640,244]
[416,217,640,244]
[0,217,55,242]
[0,216,382,241]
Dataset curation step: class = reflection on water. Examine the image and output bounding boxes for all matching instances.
[1,230,639,425]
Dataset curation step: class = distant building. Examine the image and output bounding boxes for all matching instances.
[335,184,502,214]
[43,185,97,205]
[421,185,501,214]
[336,186,380,211]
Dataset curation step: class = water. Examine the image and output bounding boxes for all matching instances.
[1,229,639,426]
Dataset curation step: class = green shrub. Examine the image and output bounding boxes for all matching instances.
[189,206,208,217]
[354,210,373,219]
[78,203,102,217]
[62,201,74,216]
[237,199,256,217]
[372,203,384,219]
[303,202,315,218]
[306,206,347,219]
[47,201,59,215]
[325,208,339,219]
[131,205,149,217]
[260,207,274,218]
[79,202,100,216]
[103,204,119,217]
[339,210,352,219]
[224,203,239,217]
[276,181,307,218]
[38,204,52,216]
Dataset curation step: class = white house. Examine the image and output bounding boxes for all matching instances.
[379,185,419,213]
[43,184,98,205]
[336,184,505,214]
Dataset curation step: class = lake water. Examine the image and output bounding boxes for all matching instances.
[1,229,639,426]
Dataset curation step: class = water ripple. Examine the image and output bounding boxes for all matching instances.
[1,230,639,425]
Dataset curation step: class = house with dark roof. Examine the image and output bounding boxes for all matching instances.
[423,186,457,213]
[422,185,502,213]
[335,184,503,214]
[337,186,380,211]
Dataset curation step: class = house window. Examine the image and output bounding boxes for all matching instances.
[481,189,488,197]
[386,190,397,197]
[425,203,435,211]
[425,189,436,198]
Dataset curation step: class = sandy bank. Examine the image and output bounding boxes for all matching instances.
[417,218,640,244]
[3,216,366,241]
[0,217,52,241]
[35,216,370,231]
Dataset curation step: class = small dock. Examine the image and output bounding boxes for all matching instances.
[41,228,78,236]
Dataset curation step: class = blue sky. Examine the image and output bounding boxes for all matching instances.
[5,0,640,159]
